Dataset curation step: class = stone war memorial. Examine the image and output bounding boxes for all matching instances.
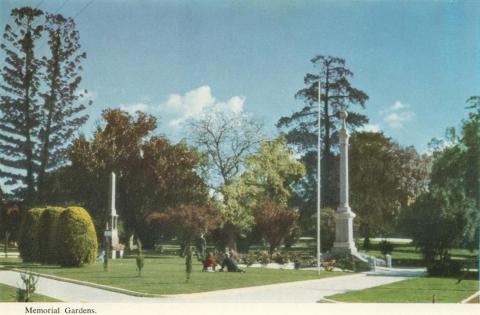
[104,172,124,259]
[324,111,378,271]
[332,111,358,256]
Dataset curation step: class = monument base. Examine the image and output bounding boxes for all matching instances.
[331,241,357,255]
[332,207,357,255]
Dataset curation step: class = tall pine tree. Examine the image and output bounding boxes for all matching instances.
[37,13,90,196]
[277,55,368,228]
[0,7,90,203]
[0,7,44,202]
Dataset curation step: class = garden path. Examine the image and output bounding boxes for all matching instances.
[0,270,418,303]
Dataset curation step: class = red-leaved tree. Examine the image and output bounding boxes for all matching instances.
[148,204,224,253]
[253,200,298,257]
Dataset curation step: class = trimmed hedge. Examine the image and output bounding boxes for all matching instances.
[38,207,64,264]
[56,207,98,267]
[18,208,45,262]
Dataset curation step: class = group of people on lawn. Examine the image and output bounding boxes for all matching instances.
[203,248,244,272]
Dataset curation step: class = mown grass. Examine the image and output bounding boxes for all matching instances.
[0,255,346,295]
[0,283,60,302]
[326,276,479,303]
[354,240,478,267]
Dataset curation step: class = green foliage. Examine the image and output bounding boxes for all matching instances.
[18,208,45,262]
[16,272,39,302]
[427,260,462,277]
[0,7,44,201]
[42,109,209,248]
[188,110,264,248]
[0,8,89,202]
[240,138,306,205]
[320,207,336,252]
[333,254,355,271]
[0,201,21,244]
[401,191,474,267]
[221,138,305,245]
[56,207,98,267]
[38,207,64,264]
[350,132,430,239]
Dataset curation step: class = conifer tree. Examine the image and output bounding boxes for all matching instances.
[37,13,90,195]
[0,7,90,202]
[0,7,44,201]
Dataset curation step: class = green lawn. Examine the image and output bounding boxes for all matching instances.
[0,256,347,295]
[0,283,60,302]
[354,241,478,267]
[326,277,479,303]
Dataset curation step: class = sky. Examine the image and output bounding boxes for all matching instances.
[1,0,479,155]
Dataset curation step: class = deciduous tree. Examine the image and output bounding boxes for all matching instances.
[350,132,430,242]
[252,200,298,257]
[42,109,209,247]
[148,204,224,252]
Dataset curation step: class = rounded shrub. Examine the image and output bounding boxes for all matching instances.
[18,208,45,262]
[38,207,65,264]
[57,207,98,267]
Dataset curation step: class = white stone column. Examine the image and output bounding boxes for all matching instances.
[109,172,119,258]
[332,111,357,255]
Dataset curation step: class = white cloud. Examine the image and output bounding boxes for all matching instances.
[380,100,415,129]
[159,85,246,128]
[391,100,409,110]
[384,112,415,128]
[120,103,149,114]
[357,123,381,133]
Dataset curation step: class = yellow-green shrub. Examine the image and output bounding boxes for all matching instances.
[38,207,64,264]
[18,208,45,262]
[57,207,98,267]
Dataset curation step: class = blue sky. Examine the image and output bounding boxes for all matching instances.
[1,0,479,153]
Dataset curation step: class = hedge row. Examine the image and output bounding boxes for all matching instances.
[18,206,98,267]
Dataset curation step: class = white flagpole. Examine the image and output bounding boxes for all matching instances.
[317,79,322,275]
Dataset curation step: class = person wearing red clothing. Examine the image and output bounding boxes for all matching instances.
[203,252,218,272]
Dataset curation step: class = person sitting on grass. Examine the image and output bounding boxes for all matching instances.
[203,252,219,272]
[219,249,245,272]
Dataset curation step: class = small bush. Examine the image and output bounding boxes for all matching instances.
[57,207,98,267]
[16,272,39,302]
[240,252,256,266]
[18,208,45,262]
[427,260,462,277]
[254,250,271,265]
[271,251,290,264]
[334,254,355,271]
[38,207,64,264]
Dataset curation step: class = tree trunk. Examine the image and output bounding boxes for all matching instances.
[38,34,61,197]
[269,244,275,259]
[225,224,237,251]
[20,28,37,205]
